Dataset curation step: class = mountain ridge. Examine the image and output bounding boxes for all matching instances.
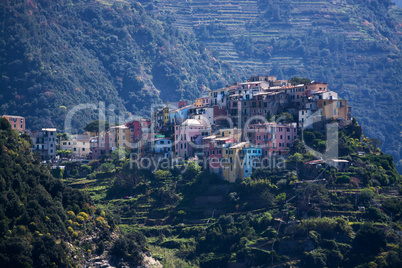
[0,0,235,132]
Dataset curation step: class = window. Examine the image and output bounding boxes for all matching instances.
[288,136,290,140]
[280,135,283,139]
[82,148,85,151]
[287,128,290,132]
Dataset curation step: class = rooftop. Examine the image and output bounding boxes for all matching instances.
[2,115,25,118]
[230,142,249,149]
[42,128,56,132]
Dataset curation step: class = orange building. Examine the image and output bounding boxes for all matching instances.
[2,115,25,132]
[194,98,203,108]
[306,82,328,92]
[317,99,348,120]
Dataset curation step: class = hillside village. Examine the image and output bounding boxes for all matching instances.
[2,77,402,268]
[3,76,352,182]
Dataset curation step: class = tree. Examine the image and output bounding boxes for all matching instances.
[289,77,311,85]
[83,120,110,135]
[359,188,375,206]
[110,232,146,265]
[0,117,11,131]
[275,112,294,123]
[353,223,386,255]
[57,133,70,141]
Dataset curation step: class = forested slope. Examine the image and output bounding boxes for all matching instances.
[0,0,234,132]
[0,117,123,267]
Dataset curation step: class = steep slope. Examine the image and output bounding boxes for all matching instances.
[151,0,402,172]
[0,117,120,267]
[0,0,234,132]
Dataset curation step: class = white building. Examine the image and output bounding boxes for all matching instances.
[31,128,57,161]
[150,138,172,159]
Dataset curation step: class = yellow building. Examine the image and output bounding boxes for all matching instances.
[215,128,242,141]
[163,102,169,125]
[317,99,348,120]
[194,98,203,108]
[222,142,249,182]
[110,125,129,148]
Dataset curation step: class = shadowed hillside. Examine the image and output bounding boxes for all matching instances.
[0,0,235,132]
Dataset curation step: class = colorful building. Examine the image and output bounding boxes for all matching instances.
[31,128,57,161]
[174,119,211,158]
[317,99,349,120]
[247,122,297,156]
[2,115,25,132]
[222,142,249,183]
[126,119,151,142]
[110,125,129,149]
[148,137,172,159]
[90,131,115,159]
[243,147,263,178]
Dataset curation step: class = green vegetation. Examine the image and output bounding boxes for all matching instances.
[84,120,110,134]
[0,0,233,133]
[59,119,401,267]
[0,117,117,267]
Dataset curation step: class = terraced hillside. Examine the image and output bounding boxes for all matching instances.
[150,0,402,172]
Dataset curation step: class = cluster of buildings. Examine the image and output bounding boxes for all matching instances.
[2,75,352,181]
[146,76,351,182]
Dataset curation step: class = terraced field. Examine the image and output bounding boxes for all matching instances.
[152,0,373,73]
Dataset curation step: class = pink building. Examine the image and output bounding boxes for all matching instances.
[174,119,211,159]
[90,131,115,159]
[202,97,209,106]
[246,122,297,156]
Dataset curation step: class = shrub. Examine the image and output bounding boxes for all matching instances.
[337,175,351,184]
